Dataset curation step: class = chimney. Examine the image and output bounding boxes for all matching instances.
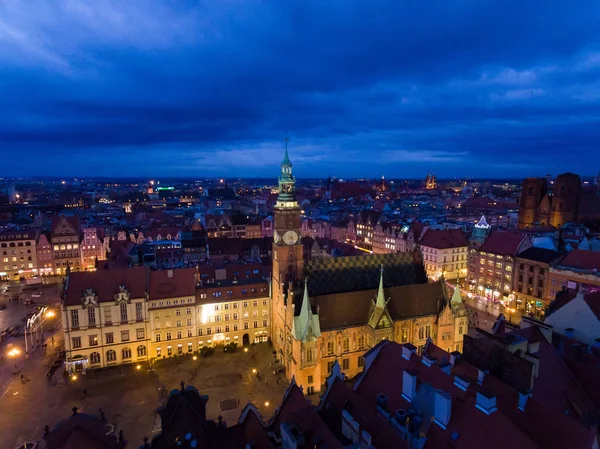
[477,369,486,385]
[167,269,173,279]
[439,361,451,375]
[527,340,540,355]
[341,410,360,444]
[401,343,416,360]
[376,393,388,411]
[402,370,417,402]
[449,351,460,366]
[475,390,497,415]
[360,430,372,449]
[518,389,532,411]
[564,328,575,339]
[422,355,437,367]
[433,389,452,429]
[453,375,470,391]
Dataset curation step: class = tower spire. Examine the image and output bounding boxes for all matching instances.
[282,131,291,166]
[376,264,386,309]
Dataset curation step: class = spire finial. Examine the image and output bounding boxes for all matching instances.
[376,265,385,308]
[282,131,292,166]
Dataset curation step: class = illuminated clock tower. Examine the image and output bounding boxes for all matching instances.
[271,137,303,367]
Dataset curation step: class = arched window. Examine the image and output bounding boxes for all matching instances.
[122,347,132,359]
[106,350,116,361]
[25,241,31,246]
[9,242,15,247]
[90,352,101,365]
[60,245,66,250]
[137,345,147,357]
[53,245,59,251]
[0,243,6,248]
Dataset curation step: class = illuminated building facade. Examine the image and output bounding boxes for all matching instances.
[51,215,81,275]
[0,230,38,280]
[62,267,150,372]
[271,145,468,394]
[80,227,106,271]
[419,229,469,281]
[425,171,437,190]
[467,230,532,302]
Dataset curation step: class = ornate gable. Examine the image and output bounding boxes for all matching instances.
[114,285,130,304]
[82,288,98,307]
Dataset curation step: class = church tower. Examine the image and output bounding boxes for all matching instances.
[271,137,304,372]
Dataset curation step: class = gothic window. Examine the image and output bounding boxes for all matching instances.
[327,340,334,355]
[343,338,350,353]
[357,335,365,350]
[137,345,147,357]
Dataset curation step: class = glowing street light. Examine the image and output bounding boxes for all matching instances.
[71,374,78,381]
[244,347,249,353]
[136,364,142,370]
[264,401,270,407]
[45,310,56,319]
[251,368,257,375]
[192,355,198,361]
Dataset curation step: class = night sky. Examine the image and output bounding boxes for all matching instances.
[1,1,600,179]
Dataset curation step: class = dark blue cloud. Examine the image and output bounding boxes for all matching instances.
[0,1,599,178]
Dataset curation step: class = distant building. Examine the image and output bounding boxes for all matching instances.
[513,247,562,315]
[51,215,81,275]
[518,172,600,229]
[36,231,54,276]
[425,171,437,190]
[80,227,106,271]
[467,230,532,301]
[418,228,469,281]
[547,249,600,301]
[0,230,37,280]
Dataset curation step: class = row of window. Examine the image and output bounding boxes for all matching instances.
[72,328,145,348]
[155,320,268,341]
[1,249,32,255]
[53,244,79,250]
[0,241,32,247]
[88,346,147,364]
[71,302,144,328]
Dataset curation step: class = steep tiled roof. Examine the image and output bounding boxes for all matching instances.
[314,281,444,330]
[64,267,148,306]
[149,268,196,300]
[270,382,341,448]
[351,341,596,449]
[419,229,468,249]
[51,215,80,235]
[516,247,561,264]
[303,251,427,298]
[44,412,125,449]
[557,249,600,271]
[480,230,527,256]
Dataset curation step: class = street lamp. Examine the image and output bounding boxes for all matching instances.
[7,348,20,369]
[192,355,198,375]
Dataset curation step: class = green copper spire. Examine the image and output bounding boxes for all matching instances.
[282,133,292,166]
[376,264,386,309]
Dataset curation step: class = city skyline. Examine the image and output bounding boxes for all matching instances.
[1,1,600,178]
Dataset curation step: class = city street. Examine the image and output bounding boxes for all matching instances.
[0,326,288,449]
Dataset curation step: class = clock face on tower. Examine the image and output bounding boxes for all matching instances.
[283,230,299,245]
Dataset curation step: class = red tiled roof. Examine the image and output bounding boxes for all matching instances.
[558,249,600,271]
[65,267,148,306]
[271,383,341,448]
[479,230,527,256]
[149,267,196,300]
[419,229,468,249]
[352,341,596,449]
